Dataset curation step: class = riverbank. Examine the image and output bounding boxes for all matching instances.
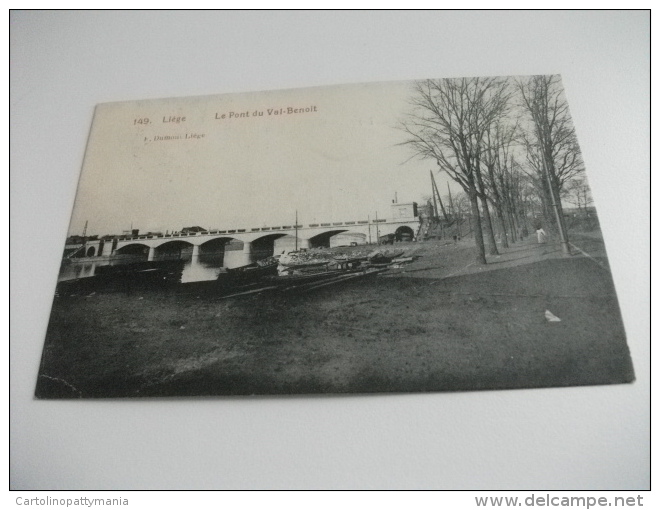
[35,234,634,398]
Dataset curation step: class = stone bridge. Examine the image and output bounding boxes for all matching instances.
[67,202,421,267]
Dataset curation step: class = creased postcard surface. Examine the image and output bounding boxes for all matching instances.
[36,77,634,398]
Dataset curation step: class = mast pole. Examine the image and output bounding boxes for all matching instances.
[430,170,438,220]
[82,220,88,249]
[431,171,449,221]
[375,211,380,243]
[368,215,371,244]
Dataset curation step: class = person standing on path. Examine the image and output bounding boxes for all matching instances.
[536,227,547,244]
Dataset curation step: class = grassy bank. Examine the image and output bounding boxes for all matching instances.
[35,236,634,398]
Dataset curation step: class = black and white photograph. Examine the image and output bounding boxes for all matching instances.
[12,11,649,491]
[35,76,634,399]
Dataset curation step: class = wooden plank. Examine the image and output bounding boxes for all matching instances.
[294,269,387,293]
[283,273,358,292]
[216,286,279,300]
[298,275,364,292]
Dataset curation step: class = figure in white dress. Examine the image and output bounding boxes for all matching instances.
[536,227,547,244]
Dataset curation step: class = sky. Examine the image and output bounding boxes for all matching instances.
[68,80,462,237]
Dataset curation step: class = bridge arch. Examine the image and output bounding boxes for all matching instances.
[307,229,350,249]
[153,239,196,260]
[251,233,289,258]
[394,226,415,242]
[199,236,237,256]
[329,231,367,247]
[114,243,151,258]
[374,221,419,238]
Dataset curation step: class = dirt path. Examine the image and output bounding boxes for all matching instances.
[383,233,610,281]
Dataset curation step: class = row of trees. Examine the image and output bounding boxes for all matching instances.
[400,75,586,264]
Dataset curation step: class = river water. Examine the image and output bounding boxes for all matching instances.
[58,251,254,284]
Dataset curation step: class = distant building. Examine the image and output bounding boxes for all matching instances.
[65,234,98,244]
[390,202,418,219]
[181,226,207,234]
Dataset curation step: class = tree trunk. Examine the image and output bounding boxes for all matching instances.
[474,163,499,255]
[538,183,554,232]
[479,195,499,255]
[507,208,518,243]
[469,192,487,265]
[497,206,509,248]
[519,200,530,237]
[549,169,571,244]
[505,196,517,243]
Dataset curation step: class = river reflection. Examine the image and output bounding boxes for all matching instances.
[59,250,255,284]
[59,261,101,281]
[180,255,223,283]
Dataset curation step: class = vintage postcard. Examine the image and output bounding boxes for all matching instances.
[35,76,634,398]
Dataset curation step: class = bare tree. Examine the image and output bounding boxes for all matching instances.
[452,191,472,239]
[517,75,584,253]
[565,177,594,213]
[482,119,521,248]
[400,77,510,264]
